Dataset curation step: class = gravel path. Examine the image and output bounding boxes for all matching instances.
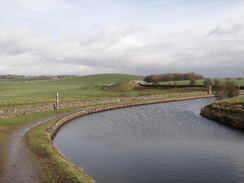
[2,116,58,183]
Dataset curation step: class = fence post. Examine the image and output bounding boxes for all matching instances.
[56,93,59,110]
[208,85,212,94]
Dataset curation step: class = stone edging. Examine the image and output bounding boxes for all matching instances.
[47,95,212,140]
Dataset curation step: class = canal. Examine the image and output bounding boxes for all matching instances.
[54,98,244,183]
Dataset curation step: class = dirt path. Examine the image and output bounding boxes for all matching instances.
[2,116,58,183]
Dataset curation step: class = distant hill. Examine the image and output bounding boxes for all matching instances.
[46,73,144,85]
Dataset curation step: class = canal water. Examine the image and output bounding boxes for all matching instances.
[53,98,244,183]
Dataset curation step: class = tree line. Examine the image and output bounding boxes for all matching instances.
[143,73,240,100]
[144,72,204,83]
[0,75,71,81]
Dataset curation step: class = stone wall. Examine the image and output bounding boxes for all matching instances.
[0,92,207,119]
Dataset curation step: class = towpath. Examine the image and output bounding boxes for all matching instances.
[2,116,59,183]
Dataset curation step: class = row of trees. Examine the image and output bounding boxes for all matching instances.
[143,73,239,100]
[144,72,204,83]
[0,75,69,81]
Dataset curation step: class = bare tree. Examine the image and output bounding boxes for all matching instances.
[190,79,196,85]
[213,80,239,100]
[203,78,213,94]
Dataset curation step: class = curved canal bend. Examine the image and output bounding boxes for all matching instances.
[54,98,244,183]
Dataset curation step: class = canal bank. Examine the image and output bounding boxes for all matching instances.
[200,96,244,130]
[47,95,213,139]
[27,94,213,183]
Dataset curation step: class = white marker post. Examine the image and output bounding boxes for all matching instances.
[56,92,59,110]
[208,85,212,94]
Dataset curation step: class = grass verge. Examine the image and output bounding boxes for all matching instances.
[27,118,95,183]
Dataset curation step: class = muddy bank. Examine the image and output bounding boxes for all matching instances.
[200,102,244,130]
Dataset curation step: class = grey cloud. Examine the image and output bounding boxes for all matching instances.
[0,25,243,77]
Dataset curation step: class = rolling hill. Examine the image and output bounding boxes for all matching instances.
[41,73,144,85]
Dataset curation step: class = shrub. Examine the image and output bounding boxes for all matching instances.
[213,80,239,100]
[203,79,213,94]
[190,79,196,85]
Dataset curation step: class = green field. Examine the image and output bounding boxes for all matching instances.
[1,74,243,110]
[0,73,144,110]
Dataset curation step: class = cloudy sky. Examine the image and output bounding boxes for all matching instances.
[0,0,244,77]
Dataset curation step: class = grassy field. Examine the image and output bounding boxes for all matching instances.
[0,73,144,110]
[2,73,221,110]
[1,74,243,110]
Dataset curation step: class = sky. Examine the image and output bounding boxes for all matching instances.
[0,0,244,78]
